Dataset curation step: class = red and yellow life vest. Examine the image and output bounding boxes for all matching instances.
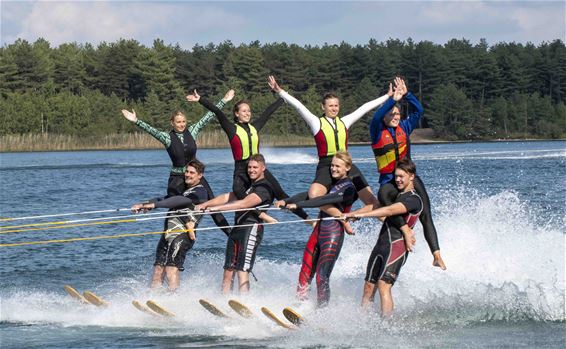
[371,127,408,174]
[230,123,259,161]
[314,117,348,158]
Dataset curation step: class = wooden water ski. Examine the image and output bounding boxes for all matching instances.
[83,291,109,307]
[283,307,305,326]
[261,307,295,329]
[228,299,254,318]
[146,300,175,317]
[199,299,230,318]
[63,285,89,304]
[132,300,158,316]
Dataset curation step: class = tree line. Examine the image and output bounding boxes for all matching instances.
[1,37,565,141]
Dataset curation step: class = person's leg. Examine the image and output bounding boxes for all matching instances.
[152,235,168,288]
[377,280,394,317]
[222,269,235,294]
[309,158,332,198]
[361,281,377,309]
[200,176,231,236]
[297,225,320,300]
[237,271,250,293]
[165,266,180,291]
[232,168,250,200]
[314,222,344,307]
[167,173,185,197]
[264,169,309,219]
[150,266,165,289]
[413,175,440,253]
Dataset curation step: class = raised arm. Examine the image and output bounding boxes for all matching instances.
[342,92,390,129]
[253,97,284,131]
[188,89,235,138]
[268,75,320,135]
[402,91,424,135]
[186,90,236,137]
[121,109,171,147]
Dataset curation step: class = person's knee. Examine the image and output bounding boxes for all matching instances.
[308,183,327,198]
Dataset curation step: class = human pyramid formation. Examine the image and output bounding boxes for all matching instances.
[122,76,446,316]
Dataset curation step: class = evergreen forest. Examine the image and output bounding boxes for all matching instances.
[1,37,565,145]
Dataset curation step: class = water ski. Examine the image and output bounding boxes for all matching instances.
[228,299,254,318]
[132,300,158,316]
[146,300,175,317]
[199,299,230,318]
[83,291,109,307]
[283,307,305,326]
[63,285,89,304]
[261,307,295,330]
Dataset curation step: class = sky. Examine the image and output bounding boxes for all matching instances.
[1,0,564,49]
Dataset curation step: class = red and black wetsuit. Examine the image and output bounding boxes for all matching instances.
[199,97,308,220]
[286,177,358,307]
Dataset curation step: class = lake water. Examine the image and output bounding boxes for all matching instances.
[1,141,565,348]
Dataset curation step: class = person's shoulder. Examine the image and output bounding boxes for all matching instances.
[252,179,274,195]
[398,190,422,211]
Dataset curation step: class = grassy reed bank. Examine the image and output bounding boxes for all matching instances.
[0,131,316,152]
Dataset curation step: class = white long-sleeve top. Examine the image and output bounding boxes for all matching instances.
[278,90,389,135]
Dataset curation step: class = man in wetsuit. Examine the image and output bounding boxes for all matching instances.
[131,159,209,292]
[196,154,275,294]
[345,158,445,316]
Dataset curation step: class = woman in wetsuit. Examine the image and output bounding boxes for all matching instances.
[121,89,234,234]
[268,75,389,203]
[186,89,308,220]
[370,78,445,269]
[277,151,364,307]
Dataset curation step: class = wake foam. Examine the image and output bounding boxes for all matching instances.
[1,188,564,345]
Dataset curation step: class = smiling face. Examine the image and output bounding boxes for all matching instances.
[394,167,415,191]
[171,114,187,133]
[184,165,203,187]
[383,106,401,128]
[321,97,340,118]
[247,160,265,181]
[330,156,350,180]
[235,103,252,124]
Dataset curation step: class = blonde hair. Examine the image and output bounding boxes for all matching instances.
[333,151,352,168]
[170,111,186,122]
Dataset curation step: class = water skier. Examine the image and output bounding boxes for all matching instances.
[195,154,275,294]
[277,152,365,307]
[186,89,308,221]
[344,158,434,316]
[131,160,209,292]
[121,90,234,235]
[370,77,445,269]
[267,75,388,202]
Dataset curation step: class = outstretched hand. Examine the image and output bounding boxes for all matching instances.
[268,75,282,93]
[121,109,137,123]
[392,77,405,101]
[223,89,235,102]
[387,83,393,97]
[186,89,200,102]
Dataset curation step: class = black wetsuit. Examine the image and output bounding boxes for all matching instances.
[287,177,358,307]
[224,178,275,272]
[199,97,308,220]
[149,183,209,271]
[365,190,422,285]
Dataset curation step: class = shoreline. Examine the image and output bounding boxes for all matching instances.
[0,130,563,153]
